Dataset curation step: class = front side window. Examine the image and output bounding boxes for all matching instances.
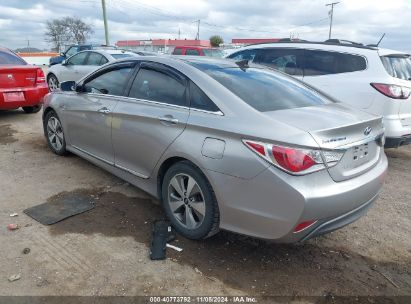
[0,51,26,65]
[186,49,200,56]
[66,52,88,65]
[173,48,183,55]
[256,48,303,76]
[381,55,411,80]
[304,50,367,76]
[190,81,220,112]
[129,66,187,106]
[83,66,133,96]
[86,52,104,66]
[228,49,259,62]
[192,64,331,112]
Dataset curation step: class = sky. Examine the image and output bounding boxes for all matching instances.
[0,0,410,52]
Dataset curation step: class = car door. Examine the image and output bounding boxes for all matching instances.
[253,48,304,80]
[111,61,189,178]
[63,62,135,164]
[60,52,89,82]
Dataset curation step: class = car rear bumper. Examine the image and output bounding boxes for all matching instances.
[385,134,411,148]
[0,84,48,110]
[207,151,387,242]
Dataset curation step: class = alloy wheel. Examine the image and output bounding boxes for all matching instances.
[167,173,206,229]
[47,117,64,151]
[48,76,59,92]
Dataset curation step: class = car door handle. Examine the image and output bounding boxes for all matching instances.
[158,115,178,124]
[97,107,111,114]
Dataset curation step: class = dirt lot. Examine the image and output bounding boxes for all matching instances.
[0,109,410,301]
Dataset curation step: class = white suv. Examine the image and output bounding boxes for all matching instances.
[227,42,411,148]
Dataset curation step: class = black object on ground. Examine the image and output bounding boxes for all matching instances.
[23,193,95,225]
[150,220,175,260]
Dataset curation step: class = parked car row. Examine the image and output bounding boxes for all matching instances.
[1,39,409,244]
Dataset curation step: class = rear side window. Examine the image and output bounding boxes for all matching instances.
[0,51,26,65]
[202,49,224,58]
[304,50,366,76]
[228,49,259,61]
[111,53,135,59]
[86,52,104,66]
[380,55,411,80]
[256,48,303,76]
[129,66,187,106]
[200,67,330,112]
[173,48,183,55]
[190,81,220,112]
[84,67,133,96]
[186,49,200,56]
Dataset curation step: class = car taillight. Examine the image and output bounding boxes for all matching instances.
[371,83,411,99]
[36,68,46,84]
[293,220,317,233]
[243,140,344,175]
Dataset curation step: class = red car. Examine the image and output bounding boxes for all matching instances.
[0,47,48,113]
[172,46,223,57]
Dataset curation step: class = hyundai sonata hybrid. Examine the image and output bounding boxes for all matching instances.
[42,56,387,242]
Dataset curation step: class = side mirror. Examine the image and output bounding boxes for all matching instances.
[61,60,67,66]
[60,81,77,92]
[60,52,65,57]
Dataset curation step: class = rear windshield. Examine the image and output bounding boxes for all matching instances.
[111,53,136,59]
[202,49,224,58]
[0,51,27,65]
[194,64,331,112]
[380,55,411,80]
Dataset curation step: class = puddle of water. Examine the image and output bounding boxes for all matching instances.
[47,189,411,296]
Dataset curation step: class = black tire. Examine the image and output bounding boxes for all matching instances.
[47,74,59,92]
[43,110,67,156]
[22,104,42,114]
[161,161,220,239]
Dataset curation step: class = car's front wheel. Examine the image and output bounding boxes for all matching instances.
[44,110,67,155]
[47,74,59,92]
[162,161,220,240]
[22,105,42,114]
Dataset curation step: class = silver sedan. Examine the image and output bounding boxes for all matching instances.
[46,49,137,91]
[42,56,388,242]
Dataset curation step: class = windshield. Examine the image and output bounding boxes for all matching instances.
[111,53,136,59]
[0,51,27,65]
[380,55,411,80]
[202,49,224,58]
[192,63,331,112]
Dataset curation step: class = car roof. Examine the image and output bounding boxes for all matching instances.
[378,48,409,56]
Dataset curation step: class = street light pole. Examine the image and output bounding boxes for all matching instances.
[101,0,110,45]
[326,2,339,40]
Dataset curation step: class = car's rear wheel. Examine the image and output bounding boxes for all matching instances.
[22,104,42,114]
[44,110,67,155]
[161,161,219,239]
[48,74,59,92]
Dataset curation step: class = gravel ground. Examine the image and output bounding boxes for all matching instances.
[0,109,410,302]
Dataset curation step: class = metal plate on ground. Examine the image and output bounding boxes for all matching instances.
[23,192,95,225]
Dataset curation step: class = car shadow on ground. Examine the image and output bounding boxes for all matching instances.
[47,188,411,297]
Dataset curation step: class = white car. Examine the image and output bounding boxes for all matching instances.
[227,41,411,148]
[47,49,137,91]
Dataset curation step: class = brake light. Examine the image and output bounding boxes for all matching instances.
[36,68,45,84]
[293,220,317,233]
[243,140,344,175]
[371,83,411,99]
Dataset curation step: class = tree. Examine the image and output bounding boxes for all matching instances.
[45,17,94,52]
[209,35,224,47]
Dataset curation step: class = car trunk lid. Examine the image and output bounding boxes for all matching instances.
[0,65,39,89]
[264,103,384,181]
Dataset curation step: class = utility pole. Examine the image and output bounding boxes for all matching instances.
[178,28,181,39]
[195,20,200,40]
[101,0,110,45]
[326,2,339,39]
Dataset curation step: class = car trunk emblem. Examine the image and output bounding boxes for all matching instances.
[7,74,13,80]
[364,126,372,136]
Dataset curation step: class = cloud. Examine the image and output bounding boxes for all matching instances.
[0,0,409,52]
